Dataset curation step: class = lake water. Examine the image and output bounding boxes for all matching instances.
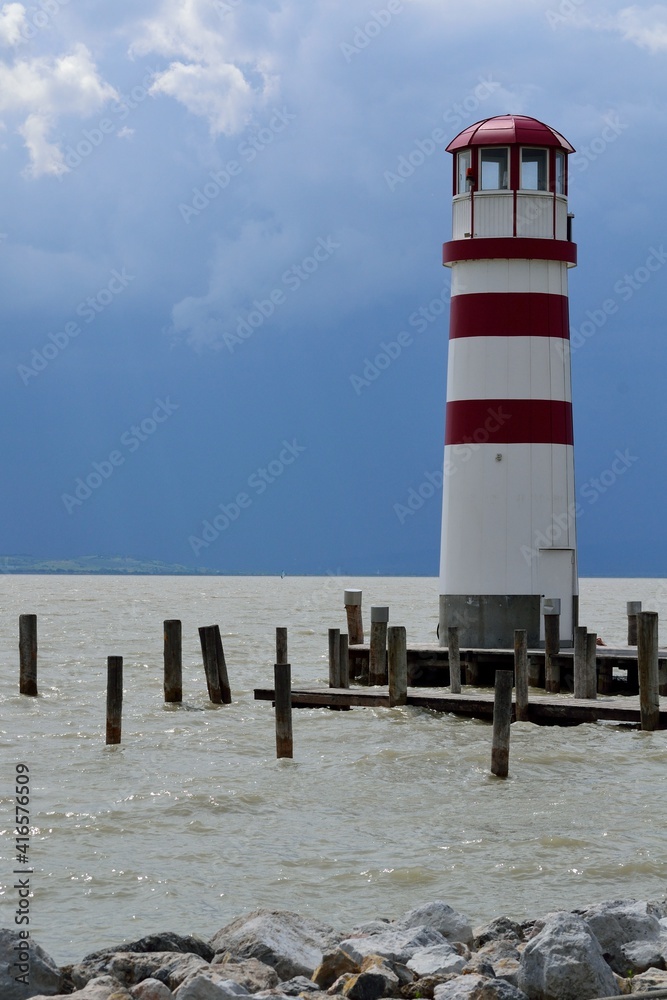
[1,575,666,964]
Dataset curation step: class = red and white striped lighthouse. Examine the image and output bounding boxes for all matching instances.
[438,115,578,648]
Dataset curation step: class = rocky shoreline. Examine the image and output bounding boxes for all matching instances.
[4,899,667,1000]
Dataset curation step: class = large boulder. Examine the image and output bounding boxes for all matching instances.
[131,980,174,1000]
[174,976,248,1000]
[209,911,339,981]
[576,899,662,975]
[30,975,131,1000]
[433,975,528,999]
[407,944,466,977]
[518,912,617,1000]
[395,904,474,948]
[339,927,445,966]
[69,951,208,990]
[0,929,62,1000]
[209,957,279,992]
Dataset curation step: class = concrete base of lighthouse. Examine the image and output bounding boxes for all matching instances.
[439,594,542,650]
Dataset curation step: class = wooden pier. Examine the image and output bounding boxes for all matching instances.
[254,684,667,728]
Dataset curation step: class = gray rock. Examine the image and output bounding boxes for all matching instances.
[210,911,339,981]
[70,951,205,990]
[31,975,131,1000]
[339,927,446,966]
[130,979,174,1000]
[577,899,662,975]
[395,904,473,947]
[278,977,322,995]
[85,935,214,963]
[491,958,521,989]
[518,911,617,1000]
[342,963,400,1000]
[473,919,524,949]
[628,966,667,991]
[620,938,665,975]
[433,975,528,999]
[312,950,359,989]
[0,929,62,1000]
[154,955,211,989]
[210,957,279,992]
[407,944,466,977]
[174,977,248,1000]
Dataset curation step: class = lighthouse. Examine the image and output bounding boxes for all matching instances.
[438,115,578,649]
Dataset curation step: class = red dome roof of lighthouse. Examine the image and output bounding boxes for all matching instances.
[446,114,575,153]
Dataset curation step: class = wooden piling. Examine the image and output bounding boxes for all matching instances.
[198,625,222,704]
[584,631,598,700]
[542,598,561,694]
[387,625,407,707]
[276,627,288,666]
[627,601,641,646]
[274,662,293,758]
[106,656,123,745]
[491,669,513,778]
[514,629,528,721]
[339,633,350,689]
[593,631,613,695]
[163,619,182,703]
[637,611,660,731]
[573,625,587,699]
[328,628,341,688]
[214,626,232,704]
[448,625,461,694]
[344,589,364,645]
[19,614,38,697]
[369,606,388,685]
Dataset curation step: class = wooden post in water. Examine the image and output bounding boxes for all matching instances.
[19,614,38,697]
[328,628,341,687]
[369,606,389,685]
[163,619,182,703]
[542,598,561,694]
[274,662,293,758]
[573,625,587,699]
[198,625,222,704]
[214,626,232,704]
[514,629,528,721]
[637,611,660,732]
[448,625,461,694]
[387,625,407,706]
[276,627,288,666]
[106,656,123,745]
[339,633,350,689]
[344,589,364,645]
[627,601,641,646]
[583,630,598,700]
[491,669,513,778]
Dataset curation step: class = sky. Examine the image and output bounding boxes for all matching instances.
[1,0,666,576]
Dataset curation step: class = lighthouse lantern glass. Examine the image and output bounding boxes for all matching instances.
[520,148,548,191]
[480,148,508,190]
[555,151,565,194]
[457,150,471,193]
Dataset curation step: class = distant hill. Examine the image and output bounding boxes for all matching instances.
[0,556,222,575]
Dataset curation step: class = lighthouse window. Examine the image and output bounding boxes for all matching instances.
[555,151,565,193]
[521,148,548,190]
[480,148,508,190]
[457,149,472,193]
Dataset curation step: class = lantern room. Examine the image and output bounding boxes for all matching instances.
[446,114,575,242]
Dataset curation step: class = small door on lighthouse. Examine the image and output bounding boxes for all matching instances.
[538,548,576,644]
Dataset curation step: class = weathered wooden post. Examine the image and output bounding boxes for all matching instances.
[276,627,288,666]
[19,614,38,697]
[542,598,561,694]
[388,625,407,707]
[198,625,222,704]
[627,601,641,646]
[514,629,528,721]
[274,662,293,758]
[339,633,350,689]
[573,625,587,699]
[328,628,341,688]
[491,669,513,778]
[344,589,364,645]
[106,656,123,745]
[163,619,182,703]
[369,606,388,685]
[448,625,461,694]
[584,630,598,700]
[637,611,660,732]
[214,626,232,704]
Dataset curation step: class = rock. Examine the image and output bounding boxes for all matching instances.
[433,975,528,999]
[577,899,662,974]
[130,980,174,1000]
[395,905,473,948]
[210,958,279,992]
[278,977,322,995]
[210,911,339,981]
[312,950,359,989]
[86,936,214,963]
[328,974,355,995]
[620,938,665,975]
[173,977,248,1000]
[70,952,206,990]
[340,928,445,966]
[473,920,524,950]
[401,976,457,1000]
[407,944,466,977]
[489,959,521,990]
[0,929,62,1000]
[31,976,132,1000]
[518,911,617,1000]
[628,966,667,991]
[154,956,211,990]
[461,957,496,979]
[342,962,400,1000]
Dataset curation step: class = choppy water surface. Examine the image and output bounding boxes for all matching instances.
[1,576,666,963]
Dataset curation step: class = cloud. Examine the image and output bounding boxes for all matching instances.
[580,4,667,54]
[131,0,277,135]
[0,3,26,47]
[0,42,118,176]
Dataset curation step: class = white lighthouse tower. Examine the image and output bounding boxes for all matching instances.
[438,115,578,649]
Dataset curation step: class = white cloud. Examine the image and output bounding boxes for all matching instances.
[578,4,667,54]
[0,42,119,176]
[0,3,26,47]
[150,60,255,135]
